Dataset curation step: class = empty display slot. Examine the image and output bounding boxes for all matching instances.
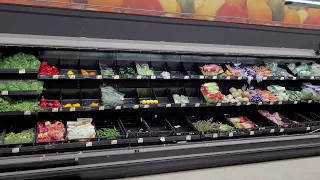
[41,89,62,108]
[143,116,173,137]
[119,117,151,138]
[119,88,139,106]
[81,89,102,106]
[117,60,137,76]
[153,88,173,104]
[59,59,80,75]
[182,62,202,76]
[79,60,99,76]
[61,89,81,106]
[150,61,168,77]
[185,88,206,103]
[166,62,186,78]
[137,88,157,102]
[166,116,197,135]
[169,88,190,104]
[257,110,298,127]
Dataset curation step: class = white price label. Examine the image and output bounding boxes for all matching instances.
[160,137,165,142]
[12,148,19,153]
[18,69,25,74]
[133,105,139,109]
[258,102,262,105]
[184,76,189,79]
[238,76,242,80]
[96,75,102,79]
[68,75,75,79]
[280,128,284,132]
[181,103,186,107]
[1,91,8,95]
[113,75,119,79]
[311,76,315,80]
[115,106,121,110]
[111,140,118,145]
[199,75,204,79]
[278,101,282,105]
[226,76,231,80]
[70,107,76,112]
[52,75,59,79]
[306,127,311,131]
[236,102,241,106]
[195,103,200,107]
[186,135,192,141]
[229,132,234,137]
[212,76,217,79]
[270,101,274,105]
[24,110,31,115]
[151,76,156,79]
[138,138,143,143]
[216,103,221,106]
[143,105,149,108]
[166,104,171,108]
[99,106,105,110]
[52,108,59,112]
[86,142,92,147]
[280,77,284,80]
[136,75,142,79]
[213,133,218,138]
[292,77,297,80]
[250,131,254,135]
[308,100,312,103]
[270,129,275,133]
[294,101,298,104]
[263,77,267,80]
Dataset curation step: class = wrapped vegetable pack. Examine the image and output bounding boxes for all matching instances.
[101,86,124,106]
[67,118,96,140]
[200,82,224,103]
[192,118,234,134]
[99,63,115,76]
[3,128,34,145]
[172,94,189,103]
[266,62,293,77]
[200,64,223,76]
[227,116,256,129]
[37,121,65,143]
[288,63,320,77]
[258,110,286,126]
[301,83,320,100]
[267,85,301,101]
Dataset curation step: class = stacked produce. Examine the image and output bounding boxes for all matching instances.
[40,98,62,108]
[227,87,250,103]
[256,90,278,102]
[200,64,223,76]
[0,53,40,69]
[99,64,115,76]
[226,63,243,77]
[301,83,320,100]
[38,61,59,75]
[0,80,43,93]
[267,85,301,101]
[119,67,136,75]
[0,97,39,112]
[172,94,189,103]
[265,62,294,77]
[140,99,158,105]
[253,66,272,77]
[101,86,124,106]
[248,90,262,102]
[64,103,81,107]
[67,70,75,75]
[200,82,224,103]
[288,62,320,77]
[258,110,287,126]
[67,118,96,140]
[136,63,154,76]
[227,116,256,129]
[37,121,65,142]
[97,127,120,139]
[2,128,34,145]
[192,118,234,134]
[80,69,96,76]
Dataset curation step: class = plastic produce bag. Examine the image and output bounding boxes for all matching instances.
[136,63,154,76]
[301,83,320,100]
[67,119,96,140]
[99,63,115,76]
[101,86,124,106]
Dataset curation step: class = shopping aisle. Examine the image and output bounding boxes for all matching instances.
[121,156,320,180]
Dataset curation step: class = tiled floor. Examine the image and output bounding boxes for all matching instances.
[120,156,320,180]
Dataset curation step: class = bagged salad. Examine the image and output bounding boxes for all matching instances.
[301,83,320,100]
[288,62,320,77]
[101,85,125,106]
[265,61,293,77]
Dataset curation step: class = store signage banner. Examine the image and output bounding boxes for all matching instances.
[1,0,320,30]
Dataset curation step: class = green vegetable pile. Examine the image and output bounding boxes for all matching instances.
[0,97,39,112]
[192,118,234,133]
[119,67,136,75]
[97,128,120,139]
[0,81,43,93]
[0,53,40,69]
[3,128,34,145]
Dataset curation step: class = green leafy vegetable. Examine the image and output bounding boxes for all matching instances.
[0,81,43,93]
[0,97,39,112]
[3,128,34,145]
[97,128,120,139]
[0,53,40,69]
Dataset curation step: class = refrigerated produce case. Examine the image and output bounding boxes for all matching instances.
[0,33,318,180]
